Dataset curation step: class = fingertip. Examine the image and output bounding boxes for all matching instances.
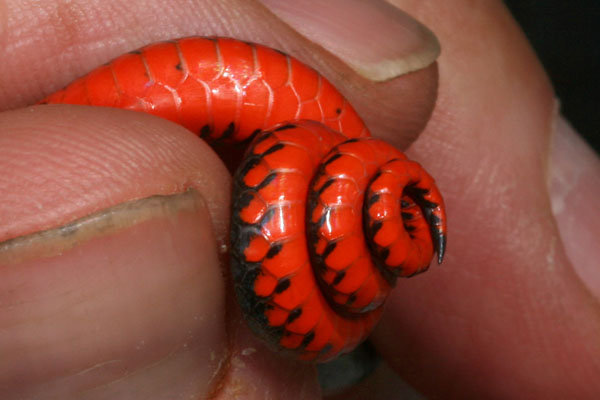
[259,0,440,82]
[0,105,236,396]
[0,105,231,244]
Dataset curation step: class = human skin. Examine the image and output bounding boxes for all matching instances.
[1,0,599,399]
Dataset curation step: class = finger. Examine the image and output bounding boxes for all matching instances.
[0,0,439,148]
[0,106,231,398]
[372,0,600,398]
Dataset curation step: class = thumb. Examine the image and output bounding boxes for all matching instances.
[0,106,230,398]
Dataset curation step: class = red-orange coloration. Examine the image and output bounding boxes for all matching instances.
[40,37,447,362]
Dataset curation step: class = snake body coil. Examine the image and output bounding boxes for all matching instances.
[41,37,447,362]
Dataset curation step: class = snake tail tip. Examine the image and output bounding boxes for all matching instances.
[437,234,446,265]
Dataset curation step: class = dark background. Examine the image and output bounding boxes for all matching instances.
[504,0,599,152]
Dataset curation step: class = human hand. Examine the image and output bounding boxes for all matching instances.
[1,0,598,399]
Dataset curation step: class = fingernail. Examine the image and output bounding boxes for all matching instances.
[0,191,227,397]
[549,115,600,298]
[259,0,440,81]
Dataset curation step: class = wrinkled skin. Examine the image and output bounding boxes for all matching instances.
[0,0,598,399]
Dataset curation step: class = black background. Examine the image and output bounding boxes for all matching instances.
[504,0,599,152]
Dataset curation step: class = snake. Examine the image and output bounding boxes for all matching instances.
[39,37,447,362]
